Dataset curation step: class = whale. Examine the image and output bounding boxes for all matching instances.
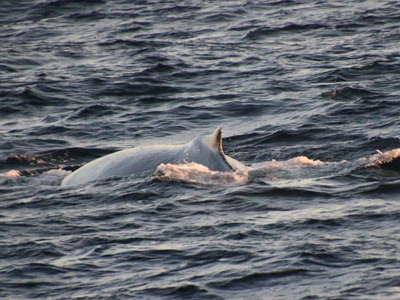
[61,127,245,186]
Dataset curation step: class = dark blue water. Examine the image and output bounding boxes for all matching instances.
[2,1,400,299]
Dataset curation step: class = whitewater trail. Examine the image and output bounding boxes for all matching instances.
[2,148,400,187]
[155,148,400,185]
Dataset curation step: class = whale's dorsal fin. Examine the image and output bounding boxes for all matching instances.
[209,127,224,154]
[207,127,246,170]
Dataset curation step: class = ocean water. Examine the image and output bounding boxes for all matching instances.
[1,0,400,299]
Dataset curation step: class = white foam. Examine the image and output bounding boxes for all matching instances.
[0,170,21,179]
[251,156,324,170]
[367,148,400,167]
[154,156,327,185]
[34,168,71,186]
[155,162,249,185]
[43,169,71,176]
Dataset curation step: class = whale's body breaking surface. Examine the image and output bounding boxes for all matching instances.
[61,128,245,186]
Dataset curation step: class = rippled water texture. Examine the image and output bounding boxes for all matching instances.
[1,1,400,299]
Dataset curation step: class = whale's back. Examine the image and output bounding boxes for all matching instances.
[61,145,183,187]
[61,128,244,187]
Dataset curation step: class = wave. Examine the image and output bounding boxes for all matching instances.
[98,38,171,49]
[209,268,309,289]
[0,168,70,187]
[0,147,108,169]
[0,168,70,181]
[321,86,383,101]
[315,61,400,84]
[244,23,328,40]
[98,82,181,97]
[66,104,115,120]
[0,147,109,183]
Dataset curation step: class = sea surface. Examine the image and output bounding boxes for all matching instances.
[1,0,400,299]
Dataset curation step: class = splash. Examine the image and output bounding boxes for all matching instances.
[0,168,71,186]
[34,169,71,186]
[154,156,326,185]
[0,169,21,179]
[43,169,71,177]
[245,155,332,182]
[251,156,324,170]
[155,162,249,185]
[367,148,400,168]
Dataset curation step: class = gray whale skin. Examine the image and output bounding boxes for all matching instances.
[61,127,244,186]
